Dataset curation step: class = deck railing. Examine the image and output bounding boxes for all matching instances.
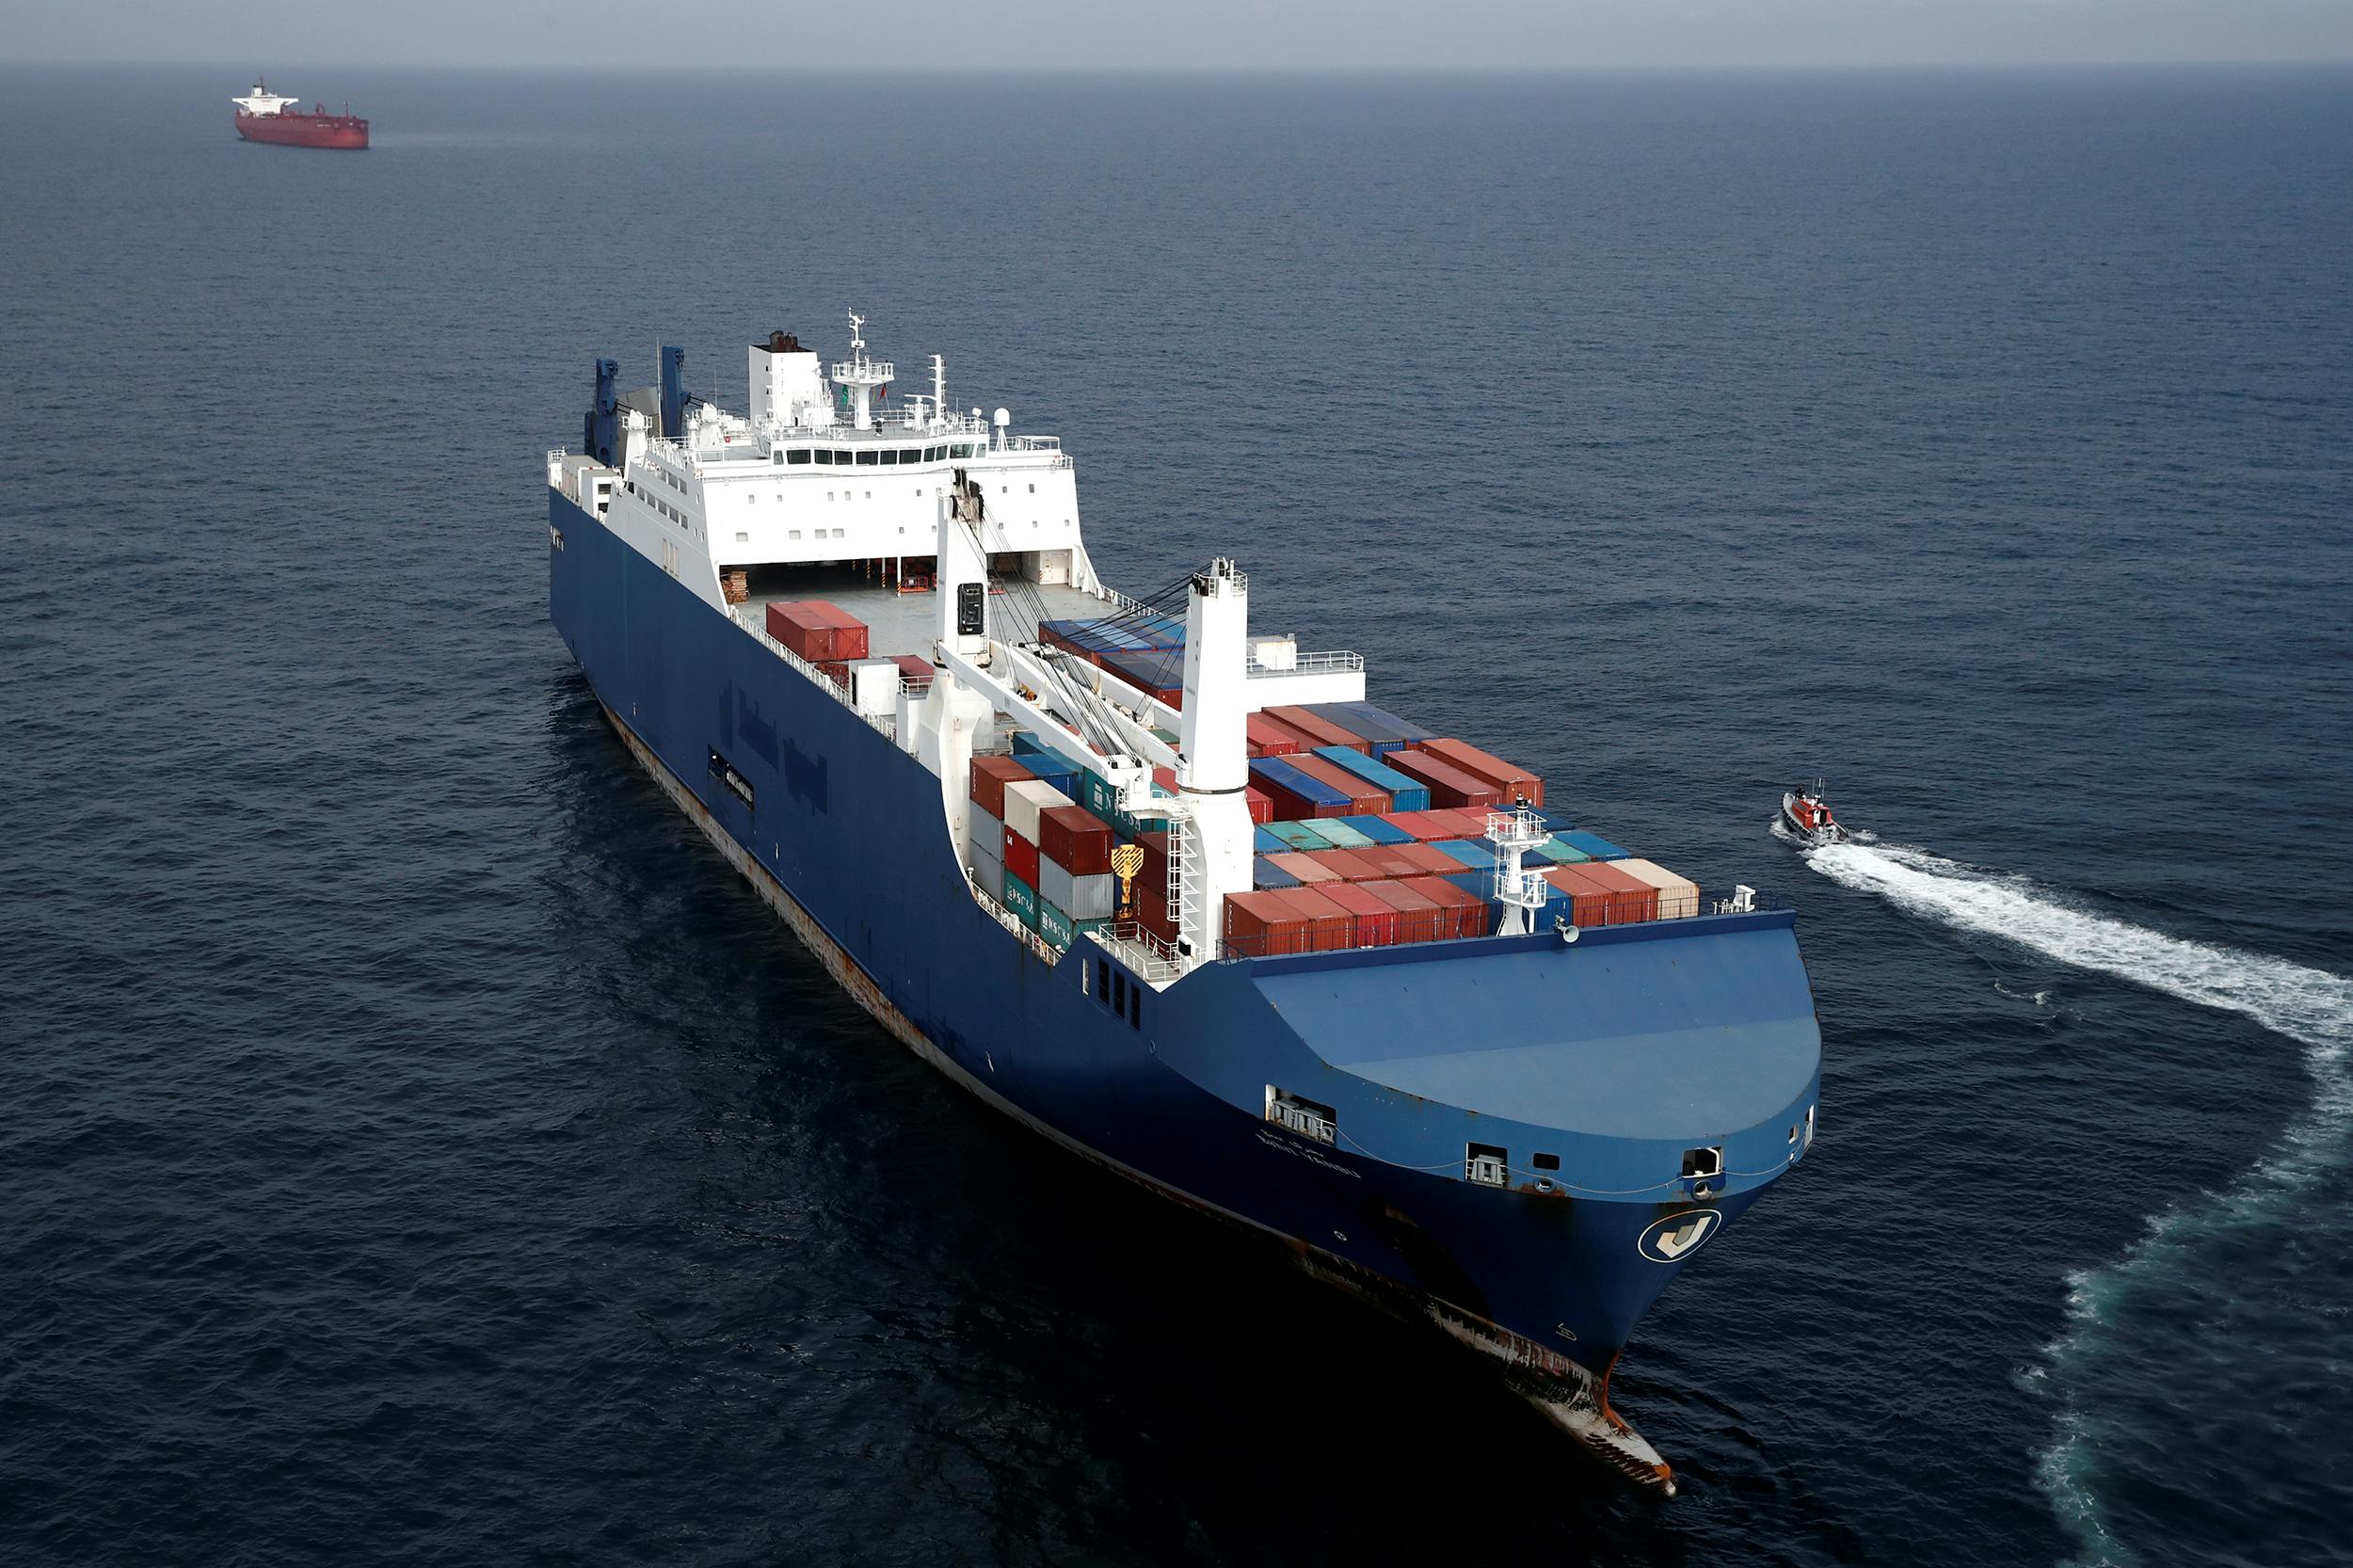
[1086,920,1189,985]
[968,877,1064,967]
[729,606,906,741]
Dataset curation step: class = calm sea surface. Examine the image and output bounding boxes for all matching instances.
[3,64,2348,1568]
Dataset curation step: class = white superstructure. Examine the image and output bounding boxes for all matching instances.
[549,312,1369,981]
[232,83,301,117]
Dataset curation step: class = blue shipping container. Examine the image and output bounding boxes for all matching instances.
[1310,701,1436,755]
[1011,731,1088,795]
[1352,817,1415,845]
[1434,839,1499,871]
[1311,746,1434,812]
[1558,830,1631,861]
[1100,648,1187,697]
[1248,757,1353,814]
[1254,826,1289,855]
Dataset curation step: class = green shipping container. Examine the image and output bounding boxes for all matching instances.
[1304,819,1374,849]
[1266,821,1327,851]
[1082,765,1174,838]
[1038,898,1077,950]
[1002,871,1040,927]
[1533,837,1592,864]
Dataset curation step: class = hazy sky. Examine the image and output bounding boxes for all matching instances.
[4,0,2348,71]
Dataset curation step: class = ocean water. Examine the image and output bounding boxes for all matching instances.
[3,63,2349,1567]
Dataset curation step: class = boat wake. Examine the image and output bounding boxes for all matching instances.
[1802,839,2353,1566]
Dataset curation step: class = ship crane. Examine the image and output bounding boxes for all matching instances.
[922,478,1252,976]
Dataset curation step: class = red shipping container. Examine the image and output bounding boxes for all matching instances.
[1244,786,1273,825]
[1360,879,1451,944]
[1384,750,1504,810]
[1246,712,1304,758]
[1038,804,1114,875]
[1316,880,1401,947]
[1543,864,1651,927]
[1421,807,1491,837]
[969,755,1034,819]
[764,600,871,663]
[1394,841,1469,876]
[1287,752,1392,815]
[808,599,872,658]
[1265,850,1344,885]
[1137,872,1177,944]
[1421,738,1543,808]
[1383,810,1453,841]
[892,653,936,685]
[1353,846,1426,881]
[1266,888,1355,952]
[1223,890,1311,958]
[1571,859,1659,922]
[815,661,850,689]
[1402,875,1490,939]
[1268,706,1369,753]
[1002,824,1040,887]
[1305,847,1385,882]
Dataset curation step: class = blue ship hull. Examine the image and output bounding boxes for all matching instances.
[549,491,1822,1488]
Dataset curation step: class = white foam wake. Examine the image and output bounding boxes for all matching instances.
[1803,840,2353,1566]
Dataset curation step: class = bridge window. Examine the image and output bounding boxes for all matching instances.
[925,444,945,461]
[855,450,879,467]
[786,449,810,465]
[814,449,836,465]
[880,449,900,466]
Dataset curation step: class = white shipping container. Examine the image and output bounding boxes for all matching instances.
[849,658,900,716]
[1039,860,1117,920]
[968,807,1003,872]
[1613,857,1701,920]
[1001,778,1071,843]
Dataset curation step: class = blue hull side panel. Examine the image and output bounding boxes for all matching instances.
[549,495,1820,1375]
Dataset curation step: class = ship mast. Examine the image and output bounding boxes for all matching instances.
[831,311,893,432]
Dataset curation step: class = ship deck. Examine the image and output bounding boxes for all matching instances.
[739,565,1117,664]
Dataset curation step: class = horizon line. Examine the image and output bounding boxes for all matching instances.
[8,56,2353,74]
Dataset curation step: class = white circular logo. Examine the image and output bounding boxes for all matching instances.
[1637,1208,1722,1263]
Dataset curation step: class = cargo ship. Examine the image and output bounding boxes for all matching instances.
[545,316,1824,1493]
[232,82,367,150]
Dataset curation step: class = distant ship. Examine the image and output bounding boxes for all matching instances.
[232,82,368,151]
[545,314,1825,1493]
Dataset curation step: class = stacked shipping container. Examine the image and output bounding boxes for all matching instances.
[763,600,871,663]
[962,697,1695,962]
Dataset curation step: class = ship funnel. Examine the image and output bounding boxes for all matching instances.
[659,346,690,439]
[583,358,620,467]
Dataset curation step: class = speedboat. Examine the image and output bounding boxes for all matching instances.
[1780,782,1847,846]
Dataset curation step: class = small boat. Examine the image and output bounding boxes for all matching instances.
[1780,782,1847,845]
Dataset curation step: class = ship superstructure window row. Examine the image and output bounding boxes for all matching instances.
[771,441,982,468]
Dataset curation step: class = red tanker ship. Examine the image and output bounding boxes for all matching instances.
[232,82,368,150]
